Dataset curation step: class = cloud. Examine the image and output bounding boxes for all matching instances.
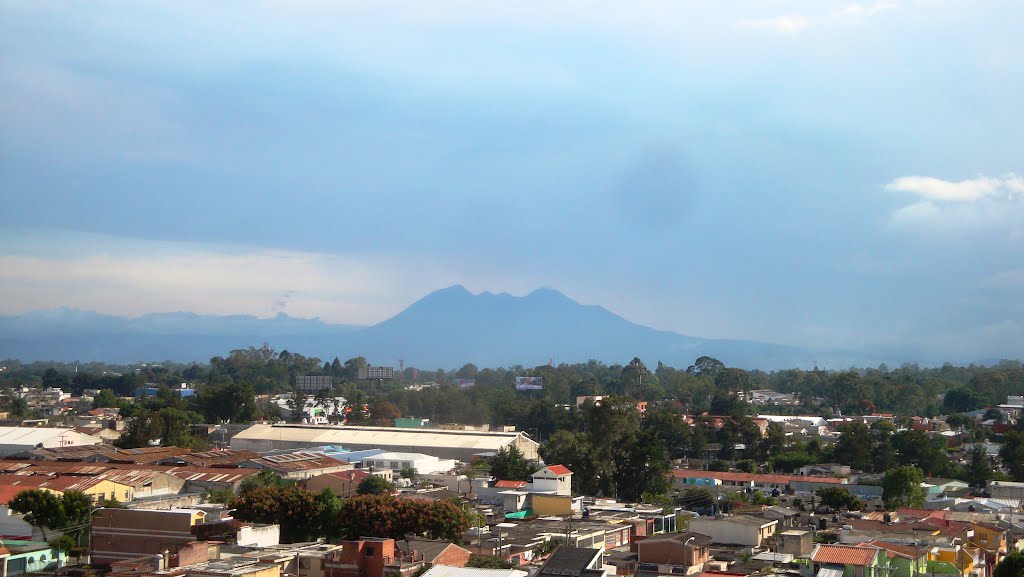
[885,174,1024,202]
[885,173,1024,238]
[839,2,897,18]
[733,14,808,35]
[0,237,456,324]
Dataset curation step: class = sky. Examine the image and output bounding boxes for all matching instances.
[1,1,1022,362]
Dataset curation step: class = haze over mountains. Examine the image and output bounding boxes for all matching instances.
[1,285,897,369]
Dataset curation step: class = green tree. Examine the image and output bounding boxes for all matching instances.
[9,490,64,540]
[993,551,1024,577]
[1001,430,1024,481]
[966,445,993,488]
[833,422,874,472]
[883,466,926,509]
[229,484,325,543]
[91,389,121,409]
[490,445,534,481]
[816,487,861,511]
[467,556,515,569]
[357,475,396,495]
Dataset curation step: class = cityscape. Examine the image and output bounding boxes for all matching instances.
[1,4,1022,577]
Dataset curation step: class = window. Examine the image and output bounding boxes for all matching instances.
[366,546,375,557]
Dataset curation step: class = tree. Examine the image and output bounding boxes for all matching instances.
[9,490,64,540]
[332,495,470,542]
[49,535,77,574]
[993,551,1024,577]
[686,356,725,378]
[966,445,993,488]
[399,466,417,480]
[467,556,515,569]
[490,446,534,481]
[91,389,121,409]
[8,490,92,542]
[833,422,874,472]
[816,487,861,511]
[882,466,925,509]
[229,484,326,543]
[1001,431,1024,481]
[357,475,396,495]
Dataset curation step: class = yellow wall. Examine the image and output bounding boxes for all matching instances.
[532,494,572,516]
[83,480,135,503]
[969,524,1006,553]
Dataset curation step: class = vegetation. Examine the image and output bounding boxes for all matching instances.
[489,445,536,481]
[882,466,926,509]
[467,556,515,569]
[816,487,862,511]
[993,551,1024,577]
[356,475,396,495]
[8,489,93,542]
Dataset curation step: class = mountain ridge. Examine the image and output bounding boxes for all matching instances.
[0,285,880,369]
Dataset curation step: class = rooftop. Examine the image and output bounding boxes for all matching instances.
[811,544,880,567]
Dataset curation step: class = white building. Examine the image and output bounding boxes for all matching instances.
[231,424,539,461]
[363,452,457,475]
[530,465,572,495]
[0,426,102,457]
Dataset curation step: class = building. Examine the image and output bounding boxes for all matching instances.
[0,473,135,504]
[634,531,711,576]
[231,424,540,461]
[420,567,527,577]
[531,465,573,496]
[779,530,813,557]
[988,481,1024,501]
[363,452,457,475]
[536,546,606,577]
[305,469,393,497]
[808,544,888,577]
[0,540,69,577]
[688,516,777,547]
[324,537,437,577]
[91,508,208,564]
[244,452,352,480]
[0,427,102,457]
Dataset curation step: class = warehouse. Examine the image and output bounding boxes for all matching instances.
[0,426,101,457]
[230,424,539,461]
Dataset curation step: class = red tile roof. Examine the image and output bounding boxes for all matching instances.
[671,469,845,485]
[0,485,30,505]
[544,465,572,476]
[812,544,879,566]
[494,480,528,489]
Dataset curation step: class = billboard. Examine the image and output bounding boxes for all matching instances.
[515,376,544,391]
[456,379,476,389]
[358,365,395,381]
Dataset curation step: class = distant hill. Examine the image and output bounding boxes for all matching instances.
[0,286,881,369]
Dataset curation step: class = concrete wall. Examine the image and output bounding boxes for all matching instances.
[237,524,281,548]
[688,518,776,547]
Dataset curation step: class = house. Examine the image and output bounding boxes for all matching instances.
[396,537,472,567]
[91,508,208,564]
[531,465,573,496]
[761,506,800,528]
[808,544,888,577]
[634,531,711,576]
[856,541,929,577]
[324,537,436,577]
[536,546,606,577]
[0,539,69,577]
[688,516,777,547]
[988,481,1024,501]
[0,474,135,504]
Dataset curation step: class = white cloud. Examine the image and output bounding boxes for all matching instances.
[885,173,1024,237]
[885,174,1024,202]
[839,2,897,18]
[0,240,455,324]
[733,14,809,35]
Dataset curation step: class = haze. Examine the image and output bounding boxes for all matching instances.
[1,1,1021,362]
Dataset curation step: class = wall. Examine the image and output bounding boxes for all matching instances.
[237,525,281,548]
[0,506,40,540]
[532,494,574,517]
[688,519,772,547]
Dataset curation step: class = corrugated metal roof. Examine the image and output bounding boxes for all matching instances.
[420,566,527,577]
[232,424,536,451]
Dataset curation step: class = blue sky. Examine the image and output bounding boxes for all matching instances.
[1,1,1021,361]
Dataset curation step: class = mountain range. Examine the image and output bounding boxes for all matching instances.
[0,285,886,369]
